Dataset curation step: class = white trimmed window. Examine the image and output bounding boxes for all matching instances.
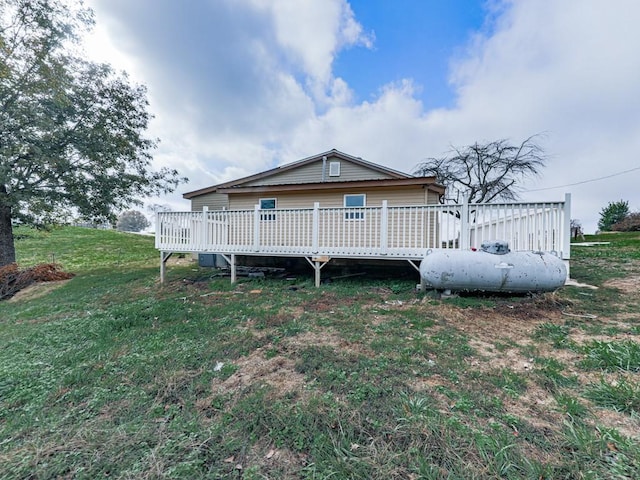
[344,194,365,220]
[329,161,341,177]
[259,198,276,220]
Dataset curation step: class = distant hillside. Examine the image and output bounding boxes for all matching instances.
[14,226,158,272]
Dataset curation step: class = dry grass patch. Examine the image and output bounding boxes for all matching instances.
[211,352,305,400]
[8,279,71,303]
[284,329,345,351]
[590,408,640,440]
[240,440,310,479]
[406,291,640,451]
[503,385,564,431]
[604,275,640,294]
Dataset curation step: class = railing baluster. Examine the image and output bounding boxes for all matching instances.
[155,199,569,260]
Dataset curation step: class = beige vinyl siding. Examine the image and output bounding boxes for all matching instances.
[362,188,433,207]
[226,186,441,250]
[426,189,441,204]
[241,157,397,187]
[228,186,433,210]
[323,159,397,182]
[190,192,229,212]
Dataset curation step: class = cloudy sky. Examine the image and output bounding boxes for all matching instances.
[85,0,640,233]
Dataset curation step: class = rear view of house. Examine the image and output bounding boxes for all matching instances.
[156,149,571,286]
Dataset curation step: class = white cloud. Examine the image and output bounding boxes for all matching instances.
[440,0,640,231]
[87,0,640,232]
[247,0,374,109]
[250,0,373,82]
[289,0,640,232]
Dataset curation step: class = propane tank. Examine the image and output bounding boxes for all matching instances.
[419,241,567,293]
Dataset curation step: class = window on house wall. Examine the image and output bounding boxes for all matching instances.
[329,161,341,177]
[344,194,365,220]
[260,198,276,221]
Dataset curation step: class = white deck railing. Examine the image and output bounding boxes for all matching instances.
[156,194,571,260]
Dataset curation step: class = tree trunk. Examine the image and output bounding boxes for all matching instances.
[0,186,16,267]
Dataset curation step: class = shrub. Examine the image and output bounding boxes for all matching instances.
[611,212,640,232]
[598,200,629,232]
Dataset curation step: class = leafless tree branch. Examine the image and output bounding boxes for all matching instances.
[413,135,546,204]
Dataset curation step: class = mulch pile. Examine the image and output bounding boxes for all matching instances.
[0,263,74,301]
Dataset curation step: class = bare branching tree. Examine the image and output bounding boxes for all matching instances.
[414,136,546,204]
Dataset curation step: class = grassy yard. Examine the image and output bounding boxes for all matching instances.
[1,227,639,479]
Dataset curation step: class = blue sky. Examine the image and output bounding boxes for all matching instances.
[85,0,640,232]
[334,0,487,109]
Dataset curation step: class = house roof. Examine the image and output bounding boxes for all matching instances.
[216,177,445,195]
[183,149,429,199]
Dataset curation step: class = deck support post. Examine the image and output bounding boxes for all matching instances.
[230,254,237,284]
[220,254,237,284]
[314,262,321,287]
[305,256,330,287]
[407,259,428,292]
[160,251,173,284]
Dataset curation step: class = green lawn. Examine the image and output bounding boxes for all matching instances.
[1,227,639,479]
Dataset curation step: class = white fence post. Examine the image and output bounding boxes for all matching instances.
[460,196,470,249]
[562,193,572,260]
[201,206,208,250]
[254,205,260,252]
[155,212,160,249]
[380,200,388,254]
[312,202,319,253]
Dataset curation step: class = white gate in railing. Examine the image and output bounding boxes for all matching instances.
[156,194,571,261]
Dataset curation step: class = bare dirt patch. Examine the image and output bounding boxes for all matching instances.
[7,279,71,303]
[263,305,306,326]
[604,275,640,294]
[446,303,563,346]
[284,330,343,350]
[201,328,378,418]
[410,374,453,392]
[414,292,640,441]
[284,329,378,359]
[238,439,309,479]
[165,255,195,267]
[503,384,563,431]
[571,331,636,345]
[590,408,640,440]
[303,291,361,313]
[467,340,535,372]
[211,351,305,399]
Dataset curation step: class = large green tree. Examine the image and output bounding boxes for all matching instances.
[0,0,185,266]
[116,210,150,233]
[597,200,629,232]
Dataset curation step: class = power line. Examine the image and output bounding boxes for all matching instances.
[523,165,640,192]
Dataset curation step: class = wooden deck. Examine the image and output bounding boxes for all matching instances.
[156,195,572,286]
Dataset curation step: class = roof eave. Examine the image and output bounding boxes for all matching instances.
[183,149,413,198]
[217,177,443,194]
